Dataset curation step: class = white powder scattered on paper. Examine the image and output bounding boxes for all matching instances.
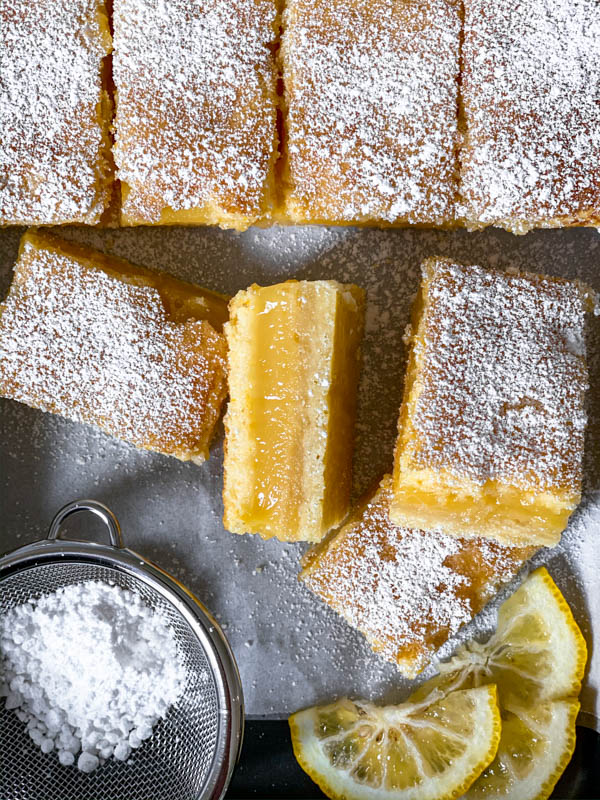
[0,581,186,772]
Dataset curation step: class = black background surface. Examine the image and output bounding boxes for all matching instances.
[226,721,600,799]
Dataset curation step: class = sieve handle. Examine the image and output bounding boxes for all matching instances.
[47,500,124,548]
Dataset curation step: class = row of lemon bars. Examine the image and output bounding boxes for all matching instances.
[1,0,600,233]
[0,229,595,681]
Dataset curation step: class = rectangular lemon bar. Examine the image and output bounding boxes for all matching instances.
[301,476,536,677]
[279,0,461,226]
[223,280,365,542]
[112,0,279,230]
[391,258,592,548]
[460,0,600,233]
[0,0,113,226]
[0,230,229,462]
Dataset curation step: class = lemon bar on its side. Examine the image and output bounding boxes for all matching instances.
[460,0,600,233]
[301,476,536,678]
[113,0,279,230]
[279,0,461,226]
[391,258,592,548]
[0,230,229,462]
[0,0,113,226]
[223,280,365,542]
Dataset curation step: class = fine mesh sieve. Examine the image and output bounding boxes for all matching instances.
[0,500,244,800]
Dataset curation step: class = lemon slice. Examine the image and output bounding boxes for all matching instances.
[464,699,579,800]
[417,567,587,800]
[289,685,501,800]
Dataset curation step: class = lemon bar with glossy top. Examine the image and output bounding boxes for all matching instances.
[223,280,365,542]
[0,230,229,462]
[391,258,592,547]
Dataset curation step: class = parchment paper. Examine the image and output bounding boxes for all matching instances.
[0,224,598,726]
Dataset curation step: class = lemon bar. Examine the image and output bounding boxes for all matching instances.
[0,230,229,462]
[113,0,279,230]
[223,280,365,542]
[279,0,461,226]
[301,476,536,677]
[391,258,592,548]
[0,0,113,226]
[460,0,600,233]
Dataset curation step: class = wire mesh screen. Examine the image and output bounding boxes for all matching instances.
[0,561,221,800]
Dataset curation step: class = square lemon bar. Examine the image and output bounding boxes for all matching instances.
[0,230,229,462]
[301,476,536,677]
[0,0,113,226]
[391,258,592,547]
[113,0,279,230]
[460,0,600,232]
[279,0,461,226]
[223,280,365,542]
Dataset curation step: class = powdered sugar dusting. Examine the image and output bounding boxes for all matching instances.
[460,0,600,231]
[282,0,460,224]
[0,581,187,771]
[302,476,534,676]
[113,0,278,223]
[412,259,591,492]
[0,238,227,459]
[0,0,112,225]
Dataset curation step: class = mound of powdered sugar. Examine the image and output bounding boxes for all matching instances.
[0,581,186,772]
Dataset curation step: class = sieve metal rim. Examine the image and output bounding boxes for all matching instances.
[0,499,244,800]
